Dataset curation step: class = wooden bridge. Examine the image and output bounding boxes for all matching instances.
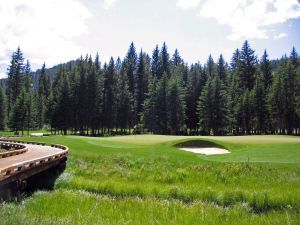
[0,138,68,200]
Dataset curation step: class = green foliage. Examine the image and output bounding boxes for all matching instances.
[0,86,6,130]
[1,42,299,135]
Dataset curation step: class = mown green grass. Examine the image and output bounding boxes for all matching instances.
[1,135,300,224]
[0,130,49,136]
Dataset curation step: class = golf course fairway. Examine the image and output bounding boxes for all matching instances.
[1,135,300,225]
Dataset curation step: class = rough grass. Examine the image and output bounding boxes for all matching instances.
[1,135,300,224]
[1,190,299,225]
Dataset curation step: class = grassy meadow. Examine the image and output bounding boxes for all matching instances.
[1,135,300,224]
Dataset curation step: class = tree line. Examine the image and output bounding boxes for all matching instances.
[0,41,299,136]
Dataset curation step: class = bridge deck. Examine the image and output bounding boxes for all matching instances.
[0,140,68,184]
[0,144,64,171]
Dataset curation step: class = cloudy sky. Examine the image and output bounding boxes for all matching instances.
[0,0,300,78]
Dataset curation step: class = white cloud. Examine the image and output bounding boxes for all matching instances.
[103,0,116,10]
[177,0,201,10]
[0,72,6,79]
[178,0,300,40]
[0,0,91,70]
[274,32,288,40]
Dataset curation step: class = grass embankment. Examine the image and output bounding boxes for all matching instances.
[1,135,300,224]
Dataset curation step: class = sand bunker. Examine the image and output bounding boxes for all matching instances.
[180,147,230,155]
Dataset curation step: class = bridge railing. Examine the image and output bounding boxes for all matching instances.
[0,142,28,159]
[0,139,46,146]
[0,141,68,182]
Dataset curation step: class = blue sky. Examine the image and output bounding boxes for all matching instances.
[0,0,300,78]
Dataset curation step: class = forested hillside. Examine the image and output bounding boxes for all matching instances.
[0,41,299,135]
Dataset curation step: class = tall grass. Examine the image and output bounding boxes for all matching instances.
[2,135,300,224]
[1,190,300,225]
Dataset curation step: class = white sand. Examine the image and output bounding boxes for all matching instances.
[180,147,230,155]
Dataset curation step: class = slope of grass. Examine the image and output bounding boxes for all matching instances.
[1,135,300,224]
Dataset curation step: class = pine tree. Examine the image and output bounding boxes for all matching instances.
[24,60,32,92]
[268,66,285,133]
[227,71,240,134]
[167,79,185,134]
[185,63,202,133]
[142,77,158,133]
[230,48,240,70]
[238,89,253,134]
[260,50,272,89]
[125,42,137,94]
[197,75,227,135]
[156,73,168,134]
[135,50,146,123]
[37,62,50,128]
[86,56,98,135]
[95,52,101,72]
[197,77,213,134]
[159,42,170,77]
[295,67,300,121]
[151,45,160,78]
[172,49,182,67]
[207,55,216,77]
[252,74,268,133]
[217,54,227,81]
[6,47,25,117]
[103,58,116,133]
[9,88,27,134]
[77,57,88,134]
[116,63,133,132]
[0,86,6,130]
[290,47,299,67]
[239,41,257,90]
[58,73,71,135]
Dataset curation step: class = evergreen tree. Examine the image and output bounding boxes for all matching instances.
[185,63,202,133]
[167,79,185,134]
[0,86,5,130]
[227,70,240,134]
[197,76,213,134]
[172,49,182,67]
[252,74,268,133]
[116,63,133,132]
[125,42,137,94]
[260,50,272,89]
[9,88,27,134]
[37,62,50,128]
[6,47,25,117]
[207,55,216,77]
[230,48,240,70]
[268,67,285,133]
[135,50,146,123]
[159,42,170,77]
[197,76,227,135]
[142,77,158,133]
[217,54,227,81]
[290,47,299,67]
[239,40,257,90]
[156,73,168,134]
[2,42,299,136]
[151,45,160,78]
[103,58,116,133]
[86,56,98,135]
[24,60,32,92]
[77,57,88,134]
[95,52,101,72]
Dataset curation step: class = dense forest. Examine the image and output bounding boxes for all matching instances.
[0,41,299,136]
